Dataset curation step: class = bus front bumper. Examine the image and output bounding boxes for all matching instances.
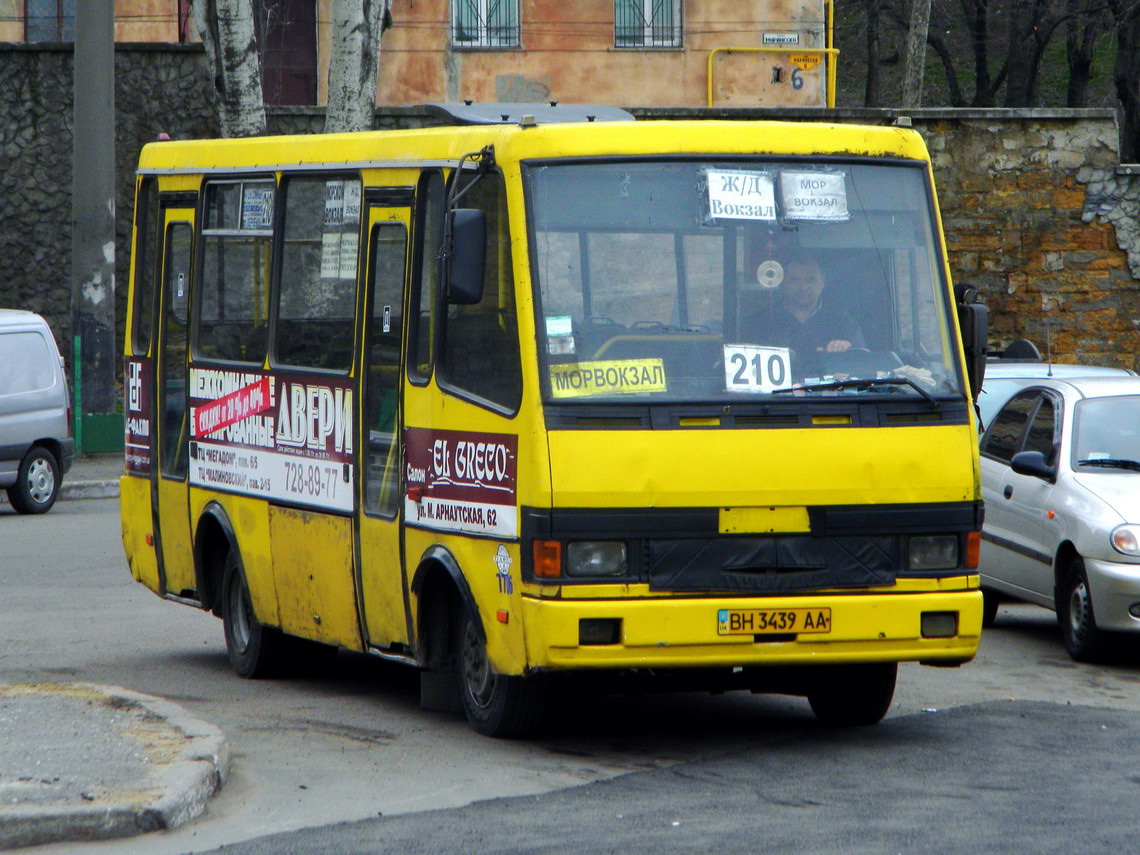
[520,587,982,671]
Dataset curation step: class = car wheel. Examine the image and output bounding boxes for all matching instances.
[807,662,897,726]
[457,607,545,738]
[222,551,286,678]
[6,446,60,514]
[1058,557,1109,662]
[981,587,1000,628]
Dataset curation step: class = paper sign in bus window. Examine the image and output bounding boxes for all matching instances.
[550,358,666,398]
[780,171,849,221]
[324,180,346,226]
[241,186,274,230]
[723,344,793,393]
[706,170,776,221]
[321,232,342,279]
[545,315,575,355]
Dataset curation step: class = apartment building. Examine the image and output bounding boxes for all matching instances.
[0,0,833,107]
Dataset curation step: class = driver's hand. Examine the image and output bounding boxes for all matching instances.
[818,340,852,352]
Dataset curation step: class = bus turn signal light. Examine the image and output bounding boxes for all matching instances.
[966,531,981,569]
[533,540,562,578]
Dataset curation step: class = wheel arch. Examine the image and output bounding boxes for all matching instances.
[1053,540,1080,595]
[411,545,481,670]
[194,501,240,616]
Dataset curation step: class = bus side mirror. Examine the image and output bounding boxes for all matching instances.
[955,284,988,402]
[446,209,486,305]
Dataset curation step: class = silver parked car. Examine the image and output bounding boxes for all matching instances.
[0,310,74,513]
[977,358,1135,430]
[979,375,1140,660]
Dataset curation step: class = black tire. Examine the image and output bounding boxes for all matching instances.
[221,551,287,678]
[7,446,60,514]
[1058,557,1109,662]
[457,607,546,738]
[981,587,1000,628]
[807,662,897,726]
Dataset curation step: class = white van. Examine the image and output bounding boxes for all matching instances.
[0,310,74,513]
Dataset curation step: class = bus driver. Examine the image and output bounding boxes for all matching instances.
[746,253,865,356]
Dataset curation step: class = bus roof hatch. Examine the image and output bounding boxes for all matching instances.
[423,102,635,126]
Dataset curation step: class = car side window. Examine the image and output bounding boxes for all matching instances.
[982,390,1042,463]
[1022,394,1058,464]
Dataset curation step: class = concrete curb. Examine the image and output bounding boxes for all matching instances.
[59,480,120,501]
[0,683,229,850]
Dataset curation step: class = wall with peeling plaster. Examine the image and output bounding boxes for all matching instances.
[1,42,1139,376]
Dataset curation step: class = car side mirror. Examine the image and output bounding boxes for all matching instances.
[445,209,486,305]
[1010,450,1056,481]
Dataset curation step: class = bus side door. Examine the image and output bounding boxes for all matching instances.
[153,204,196,598]
[356,199,413,648]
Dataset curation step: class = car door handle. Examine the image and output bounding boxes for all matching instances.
[1003,485,1013,499]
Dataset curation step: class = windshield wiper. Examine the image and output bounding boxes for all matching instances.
[1076,458,1140,471]
[771,377,939,408]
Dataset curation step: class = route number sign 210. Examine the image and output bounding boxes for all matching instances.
[723,344,793,393]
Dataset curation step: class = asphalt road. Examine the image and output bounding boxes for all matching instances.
[4,498,1140,854]
[201,701,1139,855]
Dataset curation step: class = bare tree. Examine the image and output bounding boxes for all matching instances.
[1003,0,1068,106]
[959,0,1009,105]
[901,0,933,106]
[325,0,392,133]
[864,0,885,105]
[1067,0,1109,104]
[1111,0,1140,160]
[190,0,266,137]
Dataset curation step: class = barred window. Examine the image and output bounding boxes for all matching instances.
[26,0,74,41]
[451,0,519,48]
[615,0,681,48]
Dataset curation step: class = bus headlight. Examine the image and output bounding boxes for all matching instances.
[1111,524,1140,555]
[565,542,627,577]
[908,535,958,571]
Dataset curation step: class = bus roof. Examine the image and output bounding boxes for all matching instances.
[136,111,931,175]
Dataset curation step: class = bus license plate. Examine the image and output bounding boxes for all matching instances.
[717,607,832,635]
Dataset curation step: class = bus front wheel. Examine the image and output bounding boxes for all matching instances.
[222,552,286,678]
[807,662,897,726]
[456,608,545,738]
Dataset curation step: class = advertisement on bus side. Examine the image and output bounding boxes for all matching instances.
[404,427,518,538]
[187,367,354,513]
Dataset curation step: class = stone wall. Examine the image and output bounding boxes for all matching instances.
[0,43,217,355]
[1,44,1138,373]
[920,110,1140,369]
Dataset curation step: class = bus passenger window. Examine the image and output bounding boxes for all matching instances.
[196,180,274,364]
[275,175,361,372]
[131,177,160,356]
[440,171,522,411]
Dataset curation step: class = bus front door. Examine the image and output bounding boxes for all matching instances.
[153,205,196,599]
[356,202,413,650]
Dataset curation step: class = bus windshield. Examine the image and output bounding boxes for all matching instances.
[527,158,963,404]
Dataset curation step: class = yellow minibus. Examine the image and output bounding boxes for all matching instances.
[122,104,987,736]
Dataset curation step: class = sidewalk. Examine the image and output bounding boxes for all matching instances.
[2,458,231,848]
[0,683,229,849]
[60,452,123,501]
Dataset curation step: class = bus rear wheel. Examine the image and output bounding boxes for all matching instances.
[456,608,545,738]
[222,552,286,678]
[807,662,897,726]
